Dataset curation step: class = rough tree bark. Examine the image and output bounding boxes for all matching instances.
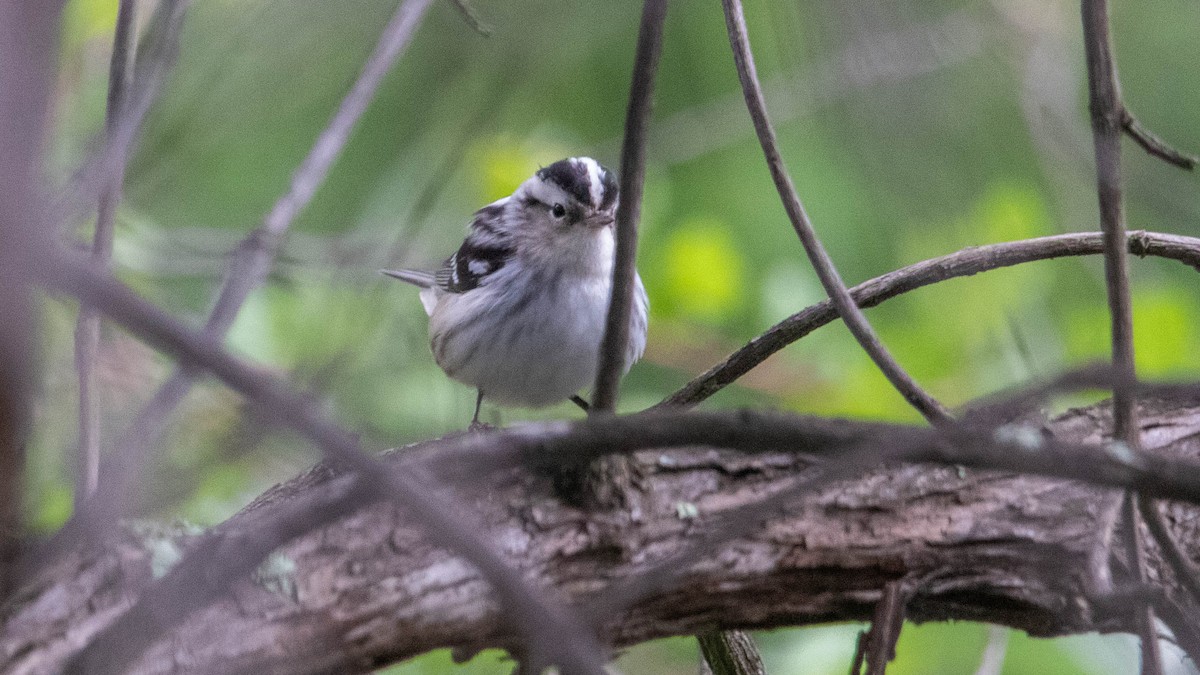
[4,398,1200,674]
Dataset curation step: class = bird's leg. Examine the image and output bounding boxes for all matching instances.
[569,395,590,412]
[469,390,493,432]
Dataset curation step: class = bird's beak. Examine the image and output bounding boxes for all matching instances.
[584,213,615,229]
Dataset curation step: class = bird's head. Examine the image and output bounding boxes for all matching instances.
[509,157,620,271]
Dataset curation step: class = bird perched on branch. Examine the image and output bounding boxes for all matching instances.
[383,157,648,426]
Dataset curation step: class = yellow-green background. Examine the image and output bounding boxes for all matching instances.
[38,0,1200,672]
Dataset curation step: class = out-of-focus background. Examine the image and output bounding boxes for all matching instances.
[40,0,1200,672]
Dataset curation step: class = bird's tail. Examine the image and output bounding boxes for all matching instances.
[381,268,439,316]
[380,268,435,288]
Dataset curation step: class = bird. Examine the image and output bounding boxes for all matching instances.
[382,157,649,426]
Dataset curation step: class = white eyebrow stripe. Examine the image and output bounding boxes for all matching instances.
[525,178,571,207]
[582,158,604,208]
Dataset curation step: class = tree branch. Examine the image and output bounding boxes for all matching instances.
[446,0,492,36]
[593,0,668,412]
[1124,494,1164,675]
[1122,109,1197,171]
[1081,0,1137,441]
[40,253,608,675]
[35,224,1200,674]
[8,399,1200,673]
[1139,494,1200,607]
[863,581,908,675]
[49,0,190,233]
[1080,3,1167,669]
[73,0,138,505]
[660,230,1200,409]
[720,0,951,425]
[83,0,439,536]
[697,630,765,675]
[0,0,66,602]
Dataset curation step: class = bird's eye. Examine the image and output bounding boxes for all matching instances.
[551,203,566,218]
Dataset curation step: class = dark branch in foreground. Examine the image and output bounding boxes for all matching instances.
[593,0,668,412]
[863,581,908,675]
[6,399,1200,673]
[1081,0,1137,442]
[1081,2,1163,670]
[1139,494,1200,607]
[84,0,439,541]
[660,230,1200,409]
[74,0,138,505]
[0,0,65,602]
[721,0,950,425]
[1124,494,1164,674]
[41,252,608,675]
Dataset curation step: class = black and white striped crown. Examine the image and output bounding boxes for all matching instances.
[536,157,618,211]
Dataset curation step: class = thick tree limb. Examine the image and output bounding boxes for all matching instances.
[6,399,1200,674]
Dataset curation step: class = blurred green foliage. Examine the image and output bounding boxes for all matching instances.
[39,0,1200,672]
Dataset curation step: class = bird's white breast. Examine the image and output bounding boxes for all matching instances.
[427,257,647,409]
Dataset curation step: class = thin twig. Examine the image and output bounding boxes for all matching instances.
[1081,0,1138,441]
[592,0,668,412]
[658,230,1200,409]
[974,626,1009,675]
[1138,589,1200,668]
[447,0,492,35]
[58,0,187,516]
[1092,585,1200,665]
[864,581,908,675]
[1138,494,1200,607]
[1124,494,1164,675]
[850,631,868,675]
[720,0,951,426]
[627,9,988,167]
[73,0,138,507]
[48,0,190,235]
[44,253,608,675]
[1080,2,1161,669]
[81,0,437,531]
[1122,110,1197,171]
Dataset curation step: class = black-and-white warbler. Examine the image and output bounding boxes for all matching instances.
[383,157,649,424]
